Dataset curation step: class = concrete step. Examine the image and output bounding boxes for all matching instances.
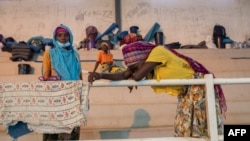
[2,48,250,63]
[1,59,250,76]
[0,126,174,141]
[2,49,250,76]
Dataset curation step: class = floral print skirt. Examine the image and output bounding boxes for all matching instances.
[43,127,80,141]
[174,73,224,137]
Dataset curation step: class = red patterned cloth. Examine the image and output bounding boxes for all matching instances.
[122,41,156,66]
[0,80,89,134]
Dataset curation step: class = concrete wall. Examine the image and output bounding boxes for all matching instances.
[0,0,116,44]
[0,0,250,45]
[121,0,250,44]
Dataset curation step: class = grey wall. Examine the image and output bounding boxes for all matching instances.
[0,0,116,44]
[121,0,250,45]
[0,0,250,45]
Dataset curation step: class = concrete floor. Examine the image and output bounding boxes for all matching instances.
[0,127,174,141]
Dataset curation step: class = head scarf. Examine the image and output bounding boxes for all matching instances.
[101,42,109,48]
[119,31,129,40]
[123,33,138,45]
[100,42,110,53]
[49,24,81,80]
[55,27,68,34]
[122,41,156,66]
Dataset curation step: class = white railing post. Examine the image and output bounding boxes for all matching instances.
[204,74,219,141]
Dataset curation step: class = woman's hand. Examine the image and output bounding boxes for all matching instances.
[127,77,138,93]
[88,72,101,84]
[128,86,138,93]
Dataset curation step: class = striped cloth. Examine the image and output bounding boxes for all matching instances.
[122,41,156,66]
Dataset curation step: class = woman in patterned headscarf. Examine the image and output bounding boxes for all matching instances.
[42,24,82,140]
[88,41,226,137]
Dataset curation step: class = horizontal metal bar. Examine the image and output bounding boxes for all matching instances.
[92,79,206,87]
[91,74,250,87]
[214,77,250,84]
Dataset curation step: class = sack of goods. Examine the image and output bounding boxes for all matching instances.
[10,43,33,61]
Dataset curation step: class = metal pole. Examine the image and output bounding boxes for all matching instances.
[204,74,219,141]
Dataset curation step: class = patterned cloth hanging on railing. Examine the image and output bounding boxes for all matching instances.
[0,80,90,138]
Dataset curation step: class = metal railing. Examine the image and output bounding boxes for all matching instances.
[91,74,250,141]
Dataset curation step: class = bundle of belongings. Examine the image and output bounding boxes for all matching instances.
[1,36,16,52]
[26,36,50,52]
[0,35,53,61]
[1,36,45,53]
[95,23,119,49]
[119,25,143,46]
[10,42,33,61]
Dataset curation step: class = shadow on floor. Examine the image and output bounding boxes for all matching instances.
[99,108,151,139]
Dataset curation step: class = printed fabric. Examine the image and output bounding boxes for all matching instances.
[100,63,112,73]
[0,80,90,139]
[166,46,227,118]
[122,41,156,66]
[174,73,224,137]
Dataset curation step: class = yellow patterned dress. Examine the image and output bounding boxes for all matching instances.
[145,46,224,137]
